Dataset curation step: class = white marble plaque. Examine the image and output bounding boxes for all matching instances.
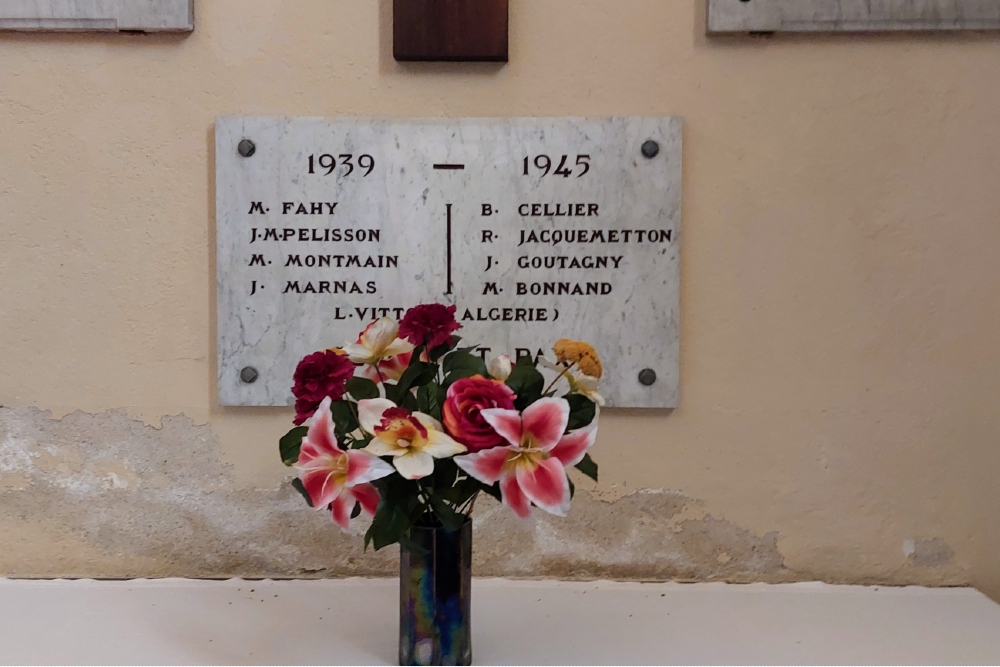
[216,117,681,409]
[708,0,1000,33]
[0,0,193,31]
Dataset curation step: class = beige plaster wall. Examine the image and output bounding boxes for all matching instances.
[0,0,997,599]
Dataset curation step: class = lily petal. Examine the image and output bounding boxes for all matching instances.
[479,408,524,447]
[358,398,396,434]
[384,338,416,358]
[500,474,532,518]
[521,398,570,451]
[351,483,381,516]
[330,490,355,531]
[454,446,512,485]
[345,449,395,486]
[299,464,345,510]
[393,450,435,480]
[364,437,409,458]
[304,397,340,455]
[361,317,398,352]
[549,423,598,468]
[516,458,571,517]
[421,429,467,458]
[343,343,375,364]
[412,412,445,433]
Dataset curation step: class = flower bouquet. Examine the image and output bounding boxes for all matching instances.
[279,303,602,666]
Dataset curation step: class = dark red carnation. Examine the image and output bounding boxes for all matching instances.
[291,350,356,425]
[399,303,461,350]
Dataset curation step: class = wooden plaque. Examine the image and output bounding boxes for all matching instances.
[393,0,508,62]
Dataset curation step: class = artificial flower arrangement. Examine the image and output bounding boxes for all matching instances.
[278,303,602,552]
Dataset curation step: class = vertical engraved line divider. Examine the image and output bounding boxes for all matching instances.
[446,203,454,296]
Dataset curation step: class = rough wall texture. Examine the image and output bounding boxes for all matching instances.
[0,0,996,598]
[0,406,971,587]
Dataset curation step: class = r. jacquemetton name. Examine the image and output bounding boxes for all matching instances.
[517,228,673,246]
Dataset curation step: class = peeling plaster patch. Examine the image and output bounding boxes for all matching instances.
[470,488,792,583]
[0,406,956,585]
[0,406,798,581]
[903,538,955,567]
[0,407,397,578]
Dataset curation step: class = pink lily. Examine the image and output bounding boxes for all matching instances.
[295,397,395,531]
[454,397,597,518]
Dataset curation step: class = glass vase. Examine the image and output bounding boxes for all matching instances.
[398,519,473,666]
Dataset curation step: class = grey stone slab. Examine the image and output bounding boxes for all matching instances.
[707,0,1000,33]
[216,117,681,409]
[0,0,193,31]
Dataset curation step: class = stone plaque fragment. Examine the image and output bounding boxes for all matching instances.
[216,117,682,409]
[708,0,1000,33]
[0,0,193,31]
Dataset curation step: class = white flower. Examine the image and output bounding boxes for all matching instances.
[539,357,605,406]
[358,399,466,480]
[487,354,512,381]
[342,318,415,365]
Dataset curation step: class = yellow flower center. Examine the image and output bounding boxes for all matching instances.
[377,415,428,451]
[503,437,549,474]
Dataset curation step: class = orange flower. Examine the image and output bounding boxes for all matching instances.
[552,339,603,379]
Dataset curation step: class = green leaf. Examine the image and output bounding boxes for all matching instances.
[279,426,308,466]
[400,392,419,412]
[291,477,313,507]
[568,477,576,499]
[350,502,362,519]
[565,393,597,431]
[427,341,451,362]
[417,383,445,421]
[330,400,359,437]
[575,454,598,482]
[366,475,426,551]
[386,361,439,405]
[428,493,466,532]
[480,482,503,502]
[506,357,545,410]
[443,349,487,377]
[345,377,379,401]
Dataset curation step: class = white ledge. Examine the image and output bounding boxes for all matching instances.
[1,578,999,664]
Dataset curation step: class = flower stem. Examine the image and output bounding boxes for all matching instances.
[543,362,576,395]
[370,363,387,389]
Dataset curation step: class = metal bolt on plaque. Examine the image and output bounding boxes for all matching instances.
[240,366,259,384]
[638,369,657,386]
[237,139,256,158]
[641,140,660,159]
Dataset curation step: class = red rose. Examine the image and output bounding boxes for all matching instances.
[442,375,516,452]
[291,350,356,425]
[399,303,461,350]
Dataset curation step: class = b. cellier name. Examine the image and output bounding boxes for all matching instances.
[250,228,380,243]
[517,228,673,246]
